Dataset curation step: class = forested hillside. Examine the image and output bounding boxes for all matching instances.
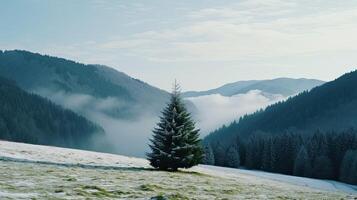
[0,76,103,149]
[0,50,169,118]
[0,50,199,156]
[203,70,357,184]
[206,70,357,142]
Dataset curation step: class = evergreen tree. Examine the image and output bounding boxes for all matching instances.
[339,151,353,183]
[307,131,328,165]
[236,136,246,166]
[340,150,357,184]
[293,146,312,177]
[147,82,203,171]
[261,138,271,171]
[313,156,333,179]
[245,133,265,169]
[203,144,215,165]
[206,127,356,184]
[213,142,226,166]
[225,145,240,168]
[350,156,357,184]
[333,130,357,178]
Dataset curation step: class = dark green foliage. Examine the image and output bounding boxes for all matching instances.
[204,70,357,184]
[212,142,226,166]
[245,133,265,169]
[293,146,312,177]
[206,130,357,184]
[245,132,299,173]
[313,156,334,179]
[202,144,215,165]
[147,84,203,171]
[340,150,357,184]
[262,138,275,172]
[351,159,357,184]
[307,131,328,165]
[205,70,357,152]
[329,130,357,179]
[225,145,240,168]
[0,50,171,119]
[339,151,354,183]
[0,76,103,149]
[0,50,131,99]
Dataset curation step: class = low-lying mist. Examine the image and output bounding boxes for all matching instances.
[187,90,286,136]
[33,88,285,157]
[34,89,159,157]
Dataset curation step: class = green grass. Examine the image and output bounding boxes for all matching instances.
[0,161,353,200]
[64,177,77,182]
[151,193,190,200]
[139,184,164,191]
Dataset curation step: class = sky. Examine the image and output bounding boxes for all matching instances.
[1,0,357,91]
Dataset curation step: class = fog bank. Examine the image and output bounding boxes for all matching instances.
[187,90,285,136]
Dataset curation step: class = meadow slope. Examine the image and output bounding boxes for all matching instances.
[0,141,355,200]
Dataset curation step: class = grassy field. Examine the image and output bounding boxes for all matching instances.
[0,160,355,200]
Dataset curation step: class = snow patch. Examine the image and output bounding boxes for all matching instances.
[0,140,355,195]
[0,140,149,168]
[196,165,357,194]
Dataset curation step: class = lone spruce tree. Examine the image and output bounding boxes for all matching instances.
[147,82,203,171]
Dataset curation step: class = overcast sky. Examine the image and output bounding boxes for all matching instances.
[1,0,357,91]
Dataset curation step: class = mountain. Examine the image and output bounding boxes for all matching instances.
[183,80,260,97]
[0,50,187,156]
[183,78,324,136]
[0,50,169,118]
[183,78,325,98]
[0,76,103,149]
[205,69,357,147]
[203,70,357,184]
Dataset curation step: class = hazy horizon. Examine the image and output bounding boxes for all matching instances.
[0,48,335,92]
[1,0,357,91]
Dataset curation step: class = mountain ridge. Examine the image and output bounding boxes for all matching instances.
[0,50,185,156]
[0,50,170,118]
[183,78,325,98]
[204,69,357,143]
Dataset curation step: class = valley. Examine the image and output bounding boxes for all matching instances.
[1,1,357,199]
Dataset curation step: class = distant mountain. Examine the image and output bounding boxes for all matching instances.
[183,78,324,136]
[0,50,193,156]
[0,76,103,149]
[183,78,325,98]
[205,70,357,145]
[0,50,169,118]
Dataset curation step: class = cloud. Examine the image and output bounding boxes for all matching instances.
[89,1,357,62]
[5,0,357,92]
[88,111,157,157]
[35,89,126,115]
[90,0,150,12]
[33,87,285,155]
[34,88,157,157]
[188,0,296,19]
[187,90,285,136]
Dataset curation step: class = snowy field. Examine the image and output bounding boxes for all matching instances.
[0,140,356,200]
[197,166,357,194]
[0,140,149,168]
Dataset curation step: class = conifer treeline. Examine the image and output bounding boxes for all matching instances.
[203,129,357,185]
[0,77,103,149]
